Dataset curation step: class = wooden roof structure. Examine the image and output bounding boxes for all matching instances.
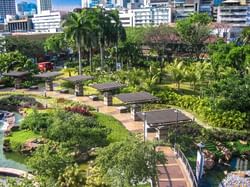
[34,72,62,79]
[90,82,124,92]
[137,109,192,127]
[62,75,93,83]
[3,71,29,77]
[115,91,158,104]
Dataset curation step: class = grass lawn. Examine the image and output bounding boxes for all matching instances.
[6,130,41,151]
[95,112,130,143]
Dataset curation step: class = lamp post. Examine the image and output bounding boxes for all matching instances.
[142,112,147,142]
[174,109,179,145]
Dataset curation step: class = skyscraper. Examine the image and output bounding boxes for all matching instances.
[37,0,52,14]
[17,1,37,16]
[0,0,16,19]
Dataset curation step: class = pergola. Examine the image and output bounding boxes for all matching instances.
[62,75,93,96]
[3,71,29,89]
[115,91,158,120]
[90,82,124,106]
[137,109,192,140]
[34,72,62,91]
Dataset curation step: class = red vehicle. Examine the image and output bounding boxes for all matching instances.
[38,62,53,72]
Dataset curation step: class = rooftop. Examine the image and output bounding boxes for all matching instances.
[90,82,125,92]
[62,75,93,83]
[3,71,29,77]
[34,72,62,79]
[115,91,158,104]
[137,109,192,127]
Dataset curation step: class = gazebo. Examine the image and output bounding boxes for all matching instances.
[3,71,29,89]
[62,75,93,96]
[90,82,124,106]
[34,72,62,91]
[115,91,158,121]
[137,109,192,140]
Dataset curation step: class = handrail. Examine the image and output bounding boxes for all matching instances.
[174,144,198,187]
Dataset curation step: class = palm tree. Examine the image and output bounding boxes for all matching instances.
[166,59,185,90]
[62,11,91,75]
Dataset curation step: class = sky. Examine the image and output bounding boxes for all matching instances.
[16,0,82,11]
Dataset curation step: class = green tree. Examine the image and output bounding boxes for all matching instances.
[0,51,37,73]
[62,11,91,75]
[239,26,250,45]
[28,141,73,180]
[56,164,86,187]
[20,109,52,133]
[45,110,109,152]
[44,33,70,54]
[95,137,166,187]
[176,13,212,59]
[166,59,185,90]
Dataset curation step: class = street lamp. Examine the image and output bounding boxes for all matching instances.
[174,109,179,145]
[142,112,147,142]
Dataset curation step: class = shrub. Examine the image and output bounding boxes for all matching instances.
[65,106,92,116]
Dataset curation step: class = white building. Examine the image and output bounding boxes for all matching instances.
[32,11,64,33]
[37,0,52,14]
[119,7,172,27]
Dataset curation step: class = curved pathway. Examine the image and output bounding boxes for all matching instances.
[0,88,193,187]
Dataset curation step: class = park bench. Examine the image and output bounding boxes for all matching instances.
[59,89,69,94]
[89,95,99,101]
[117,106,129,113]
[29,85,39,90]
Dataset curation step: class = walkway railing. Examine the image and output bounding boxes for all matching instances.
[174,144,198,187]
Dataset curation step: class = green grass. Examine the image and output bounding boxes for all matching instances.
[6,130,41,151]
[95,112,130,143]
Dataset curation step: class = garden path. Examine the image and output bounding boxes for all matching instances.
[0,88,193,187]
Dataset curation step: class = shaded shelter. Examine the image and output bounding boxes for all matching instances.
[34,72,62,91]
[137,109,192,140]
[62,75,93,96]
[3,71,29,89]
[90,82,124,106]
[115,92,158,120]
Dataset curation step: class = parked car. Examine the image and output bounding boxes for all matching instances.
[38,62,53,72]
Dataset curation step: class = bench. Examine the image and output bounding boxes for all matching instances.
[0,84,5,89]
[117,106,128,113]
[59,89,69,94]
[29,85,38,90]
[89,95,99,101]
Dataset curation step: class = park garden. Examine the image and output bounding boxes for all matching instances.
[0,9,249,186]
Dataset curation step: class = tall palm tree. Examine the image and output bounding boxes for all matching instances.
[62,11,91,75]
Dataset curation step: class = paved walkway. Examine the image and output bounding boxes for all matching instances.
[1,88,192,187]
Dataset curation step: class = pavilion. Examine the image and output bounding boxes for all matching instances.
[90,82,124,106]
[3,71,29,89]
[115,91,158,120]
[137,109,192,140]
[62,75,93,96]
[34,72,62,91]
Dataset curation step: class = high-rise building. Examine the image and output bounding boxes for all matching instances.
[17,1,37,16]
[0,0,16,20]
[37,0,52,14]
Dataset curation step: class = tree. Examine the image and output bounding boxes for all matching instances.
[56,164,86,187]
[166,59,185,90]
[20,109,52,133]
[44,33,70,54]
[176,13,212,59]
[0,51,37,73]
[239,26,250,45]
[28,141,74,180]
[45,110,109,152]
[3,36,45,59]
[62,11,91,75]
[95,137,166,187]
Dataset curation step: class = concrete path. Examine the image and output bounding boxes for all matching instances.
[0,167,34,179]
[0,88,192,187]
